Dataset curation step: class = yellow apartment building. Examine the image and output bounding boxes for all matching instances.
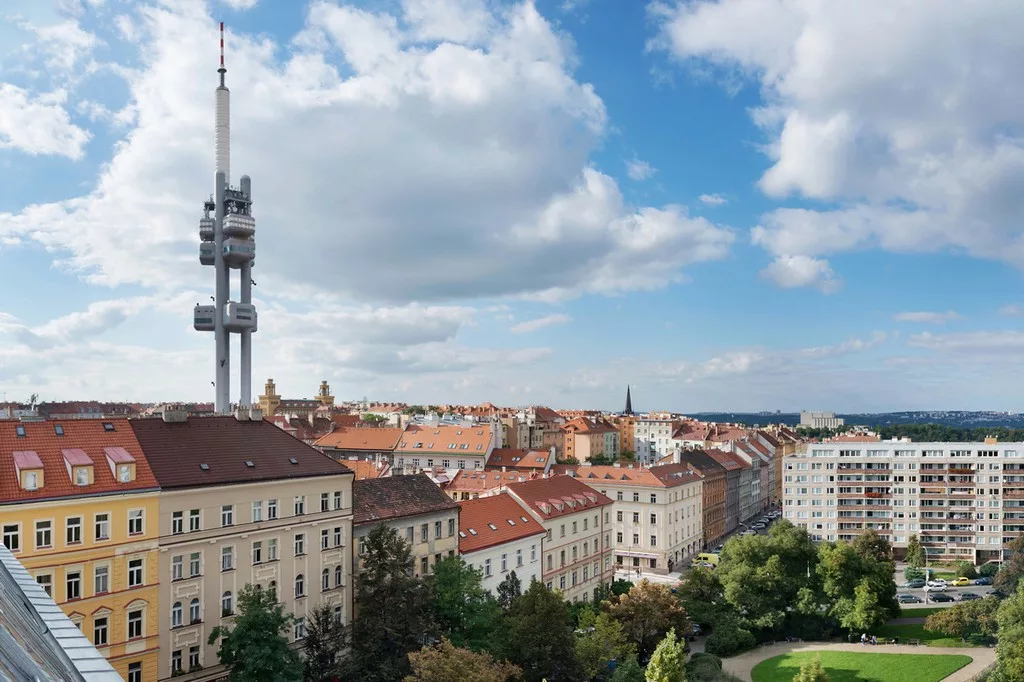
[0,418,161,682]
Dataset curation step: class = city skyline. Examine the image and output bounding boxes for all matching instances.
[1,1,1024,412]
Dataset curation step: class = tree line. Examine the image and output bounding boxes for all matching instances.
[796,423,1024,442]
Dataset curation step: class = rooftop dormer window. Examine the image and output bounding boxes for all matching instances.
[104,447,136,483]
[13,451,44,491]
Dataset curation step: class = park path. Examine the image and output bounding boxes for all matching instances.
[721,641,996,682]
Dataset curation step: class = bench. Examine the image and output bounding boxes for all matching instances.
[907,639,921,646]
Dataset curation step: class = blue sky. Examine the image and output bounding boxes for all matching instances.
[1,0,1024,412]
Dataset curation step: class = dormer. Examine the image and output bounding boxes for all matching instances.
[62,448,94,486]
[538,502,551,514]
[104,446,136,483]
[13,451,44,491]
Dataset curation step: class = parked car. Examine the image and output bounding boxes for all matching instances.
[902,579,926,589]
[898,594,923,604]
[741,530,756,536]
[959,592,982,601]
[950,577,972,587]
[713,545,724,553]
[927,579,947,588]
[929,592,955,603]
[923,583,947,592]
[975,576,993,585]
[987,589,1006,599]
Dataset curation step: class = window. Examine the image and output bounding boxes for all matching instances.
[189,552,201,577]
[434,521,442,538]
[75,467,88,485]
[407,526,414,543]
[94,565,109,594]
[334,491,342,510]
[171,554,184,580]
[128,510,144,535]
[189,645,201,669]
[333,526,343,547]
[294,533,305,556]
[421,557,428,574]
[2,524,19,552]
[484,558,492,577]
[322,568,330,591]
[268,499,278,520]
[294,617,306,640]
[66,517,82,545]
[501,553,507,572]
[221,546,234,571]
[128,663,142,682]
[633,493,639,502]
[36,574,52,596]
[222,591,233,616]
[335,565,343,587]
[93,616,108,646]
[172,650,183,673]
[531,545,537,562]
[321,529,329,550]
[448,518,455,536]
[35,521,52,549]
[516,549,523,567]
[650,535,657,547]
[171,602,183,627]
[252,541,263,564]
[295,574,305,598]
[252,501,263,522]
[294,496,305,515]
[128,558,143,587]
[572,521,577,534]
[321,493,330,512]
[128,609,143,638]
[221,505,234,527]
[171,511,183,534]
[189,598,201,623]
[189,509,201,532]
[650,494,657,504]
[650,513,657,525]
[421,524,428,542]
[268,538,278,561]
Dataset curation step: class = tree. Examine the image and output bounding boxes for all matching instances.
[994,584,1024,681]
[955,561,978,579]
[431,556,500,651]
[792,655,828,682]
[405,639,521,682]
[997,537,1024,593]
[851,529,891,563]
[497,570,522,612]
[576,609,636,681]
[818,540,899,632]
[499,581,582,682]
[303,604,345,682]
[207,584,301,682]
[903,566,925,582]
[607,580,692,662]
[611,579,634,596]
[346,524,435,681]
[904,534,925,568]
[644,629,687,682]
[980,562,1000,578]
[676,567,725,628]
[611,656,646,682]
[924,598,999,642]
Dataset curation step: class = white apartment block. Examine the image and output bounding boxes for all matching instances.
[799,411,845,429]
[782,439,1024,564]
[458,493,545,594]
[635,417,675,465]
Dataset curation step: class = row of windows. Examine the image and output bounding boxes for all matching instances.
[545,536,607,570]
[543,558,610,593]
[397,458,482,470]
[71,606,146,649]
[1,511,142,553]
[546,514,605,542]
[473,545,537,577]
[34,555,146,602]
[170,492,345,534]
[170,528,347,580]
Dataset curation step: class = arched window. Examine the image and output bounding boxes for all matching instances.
[295,574,304,598]
[268,580,277,599]
[221,591,233,616]
[334,565,343,587]
[189,598,201,624]
[171,601,182,628]
[321,568,330,591]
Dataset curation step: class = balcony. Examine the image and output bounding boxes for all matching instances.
[864,492,887,499]
[949,468,975,475]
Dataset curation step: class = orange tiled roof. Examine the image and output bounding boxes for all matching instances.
[0,418,158,504]
[486,448,550,471]
[703,448,746,471]
[340,458,390,480]
[396,424,491,455]
[458,492,546,554]
[444,469,536,494]
[564,463,701,488]
[315,427,404,451]
[505,475,613,520]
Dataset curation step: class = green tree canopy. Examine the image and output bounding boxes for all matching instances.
[575,609,636,681]
[431,556,500,651]
[924,598,999,642]
[904,534,925,567]
[644,628,687,682]
[207,584,301,682]
[498,581,582,682]
[818,541,899,632]
[497,570,523,613]
[405,639,520,682]
[994,585,1024,681]
[303,604,345,682]
[676,566,725,628]
[606,579,692,662]
[996,536,1024,594]
[611,656,646,682]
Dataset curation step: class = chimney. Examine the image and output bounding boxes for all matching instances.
[161,405,188,423]
[249,408,263,421]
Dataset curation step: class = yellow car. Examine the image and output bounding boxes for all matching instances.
[950,577,972,587]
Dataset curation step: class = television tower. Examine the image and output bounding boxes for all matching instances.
[194,22,257,414]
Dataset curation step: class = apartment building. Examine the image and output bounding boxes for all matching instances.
[703,449,742,535]
[680,450,728,549]
[782,439,1024,564]
[500,415,531,449]
[608,415,635,456]
[458,493,546,594]
[0,418,161,682]
[732,441,763,519]
[567,463,703,573]
[561,417,620,463]
[635,417,676,465]
[352,474,460,578]
[314,427,404,463]
[505,476,613,603]
[442,469,536,501]
[129,413,354,681]
[486,447,555,475]
[393,423,497,474]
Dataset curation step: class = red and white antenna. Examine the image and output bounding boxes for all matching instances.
[218,21,226,80]
[215,20,230,181]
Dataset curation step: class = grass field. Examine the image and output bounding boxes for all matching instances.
[874,623,986,648]
[898,606,946,618]
[751,651,973,682]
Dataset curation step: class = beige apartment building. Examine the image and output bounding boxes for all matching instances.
[567,463,704,574]
[505,476,614,603]
[129,413,354,682]
[352,474,460,579]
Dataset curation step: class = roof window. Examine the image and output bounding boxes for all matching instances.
[200,463,210,471]
[487,523,497,531]
[54,424,64,436]
[468,528,477,535]
[520,516,529,523]
[289,457,299,465]
[245,460,255,468]
[102,422,115,432]
[507,519,516,526]
[458,531,466,538]
[15,425,25,438]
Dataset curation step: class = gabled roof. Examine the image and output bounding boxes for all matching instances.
[315,427,404,452]
[486,448,550,471]
[339,458,391,480]
[532,407,563,423]
[0,419,158,504]
[702,448,744,471]
[395,424,491,455]
[757,430,781,447]
[129,416,350,489]
[505,475,612,520]
[458,492,545,554]
[443,469,537,495]
[353,474,459,525]
[561,463,701,488]
[679,450,727,478]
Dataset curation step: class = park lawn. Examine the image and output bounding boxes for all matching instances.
[751,651,973,682]
[899,607,945,618]
[874,622,985,648]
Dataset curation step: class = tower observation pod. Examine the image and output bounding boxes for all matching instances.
[193,21,258,414]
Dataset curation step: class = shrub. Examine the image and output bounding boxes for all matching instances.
[980,562,1000,577]
[955,561,978,579]
[904,566,925,581]
[705,625,755,657]
[687,653,726,682]
[688,653,722,670]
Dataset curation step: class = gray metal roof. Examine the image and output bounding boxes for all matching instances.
[0,544,121,682]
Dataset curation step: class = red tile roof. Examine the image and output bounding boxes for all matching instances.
[486,448,550,471]
[702,448,745,471]
[0,419,158,504]
[444,469,537,495]
[757,430,781,447]
[129,416,350,489]
[564,463,701,488]
[352,473,459,525]
[396,424,492,455]
[315,427,404,452]
[505,475,612,520]
[339,458,391,480]
[458,492,545,554]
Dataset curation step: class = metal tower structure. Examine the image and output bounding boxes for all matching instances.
[194,22,257,414]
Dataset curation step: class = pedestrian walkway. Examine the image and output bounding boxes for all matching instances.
[722,641,995,682]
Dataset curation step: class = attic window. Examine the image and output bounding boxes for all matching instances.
[289,458,299,465]
[200,463,210,471]
[15,425,25,438]
[520,516,528,523]
[460,444,468,450]
[487,523,497,531]
[476,445,482,450]
[458,531,466,538]
[102,422,115,431]
[245,460,255,468]
[448,444,456,449]
[414,443,423,448]
[507,519,516,526]
[468,528,477,535]
[456,430,462,435]
[54,425,64,436]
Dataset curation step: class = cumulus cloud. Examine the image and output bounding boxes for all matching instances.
[0,84,90,158]
[626,157,656,181]
[894,311,960,324]
[652,0,1024,288]
[699,193,726,206]
[759,254,841,293]
[510,313,571,333]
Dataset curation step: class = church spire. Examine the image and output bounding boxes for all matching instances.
[624,385,634,415]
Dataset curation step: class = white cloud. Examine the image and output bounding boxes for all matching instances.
[894,311,960,324]
[759,254,841,294]
[908,331,1024,357]
[30,19,99,71]
[626,157,656,181]
[999,304,1024,317]
[221,0,259,9]
[698,193,726,206]
[652,1,1024,288]
[0,84,90,158]
[510,313,571,333]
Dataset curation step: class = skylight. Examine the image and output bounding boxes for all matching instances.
[245,460,255,468]
[289,458,299,465]
[487,523,497,530]
[200,463,210,471]
[102,422,115,431]
[469,528,477,535]
[15,425,25,438]
[54,424,64,436]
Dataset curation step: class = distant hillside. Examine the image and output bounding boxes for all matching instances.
[685,411,1024,429]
